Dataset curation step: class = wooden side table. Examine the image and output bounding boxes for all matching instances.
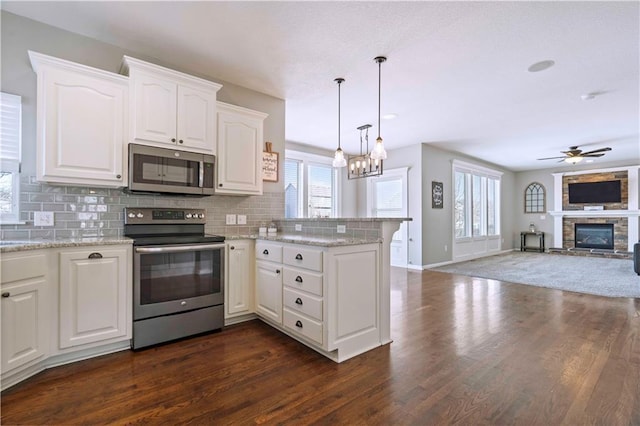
[520,231,545,253]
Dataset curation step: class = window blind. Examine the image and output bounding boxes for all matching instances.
[0,92,22,166]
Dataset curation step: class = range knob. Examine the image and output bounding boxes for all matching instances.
[185,213,193,219]
[198,213,205,219]
[136,213,143,218]
[128,212,136,218]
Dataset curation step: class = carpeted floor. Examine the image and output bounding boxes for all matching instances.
[431,252,640,298]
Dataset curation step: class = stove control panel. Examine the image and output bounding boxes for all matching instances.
[124,208,206,225]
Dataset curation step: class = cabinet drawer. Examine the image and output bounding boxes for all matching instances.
[283,287,322,321]
[1,254,47,284]
[283,309,323,346]
[283,246,323,271]
[255,242,282,263]
[283,267,323,296]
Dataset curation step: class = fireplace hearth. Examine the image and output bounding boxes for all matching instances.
[575,223,614,250]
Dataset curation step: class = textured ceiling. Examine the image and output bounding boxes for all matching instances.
[2,1,639,171]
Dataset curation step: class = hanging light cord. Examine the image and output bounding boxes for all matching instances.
[377,59,381,140]
[338,79,341,150]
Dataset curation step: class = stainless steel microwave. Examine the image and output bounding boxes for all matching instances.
[128,144,215,196]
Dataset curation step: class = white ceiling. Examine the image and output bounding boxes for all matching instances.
[3,1,639,172]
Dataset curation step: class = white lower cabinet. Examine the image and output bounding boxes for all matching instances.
[1,252,50,376]
[225,240,255,322]
[58,246,131,348]
[255,241,381,362]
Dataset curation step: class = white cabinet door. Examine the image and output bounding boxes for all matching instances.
[255,260,282,324]
[216,102,268,195]
[30,51,128,187]
[226,240,255,318]
[59,246,131,349]
[177,85,216,152]
[131,72,177,145]
[1,253,49,374]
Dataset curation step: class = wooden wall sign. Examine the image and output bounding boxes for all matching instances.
[262,141,279,182]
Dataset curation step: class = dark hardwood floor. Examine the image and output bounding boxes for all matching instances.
[2,268,640,425]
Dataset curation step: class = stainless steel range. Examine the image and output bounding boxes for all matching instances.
[124,207,225,349]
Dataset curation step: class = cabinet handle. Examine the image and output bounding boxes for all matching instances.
[171,138,176,143]
[116,174,122,179]
[263,249,269,255]
[230,246,235,250]
[179,139,184,144]
[295,254,303,260]
[295,276,303,283]
[295,297,303,305]
[276,269,281,274]
[295,320,303,328]
[219,183,223,187]
[2,292,10,298]
[88,252,103,259]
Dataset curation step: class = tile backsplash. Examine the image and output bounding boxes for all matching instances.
[0,175,284,240]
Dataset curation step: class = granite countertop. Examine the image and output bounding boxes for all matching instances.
[0,237,133,253]
[226,234,381,247]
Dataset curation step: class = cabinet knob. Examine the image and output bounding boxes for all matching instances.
[263,249,269,255]
[276,269,281,274]
[295,254,303,260]
[230,246,235,250]
[171,138,176,143]
[178,139,184,144]
[295,320,303,328]
[295,297,303,305]
[219,183,223,187]
[181,301,187,306]
[295,276,303,283]
[116,174,122,179]
[2,292,10,298]
[88,252,103,259]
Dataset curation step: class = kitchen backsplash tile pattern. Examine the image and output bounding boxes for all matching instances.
[0,175,284,240]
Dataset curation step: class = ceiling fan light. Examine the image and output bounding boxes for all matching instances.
[564,156,583,164]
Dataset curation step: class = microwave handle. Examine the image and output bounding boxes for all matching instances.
[199,160,204,188]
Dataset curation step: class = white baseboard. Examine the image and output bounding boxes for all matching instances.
[424,248,517,270]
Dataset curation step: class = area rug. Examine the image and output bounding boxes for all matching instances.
[431,252,640,298]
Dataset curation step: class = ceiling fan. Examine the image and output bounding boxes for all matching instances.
[537,145,612,164]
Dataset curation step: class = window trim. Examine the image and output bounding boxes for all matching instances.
[284,150,342,218]
[0,92,23,224]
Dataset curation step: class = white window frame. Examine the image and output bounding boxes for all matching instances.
[284,150,342,218]
[452,159,502,261]
[0,92,22,224]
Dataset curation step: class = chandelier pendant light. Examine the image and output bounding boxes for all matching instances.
[370,56,388,161]
[332,78,347,168]
[347,124,383,179]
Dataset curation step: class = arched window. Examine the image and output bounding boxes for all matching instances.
[524,182,545,213]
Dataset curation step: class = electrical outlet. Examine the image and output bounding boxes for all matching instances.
[34,211,54,227]
[540,215,546,220]
[237,215,247,225]
[337,224,346,234]
[295,224,302,232]
[444,244,448,252]
[225,214,236,225]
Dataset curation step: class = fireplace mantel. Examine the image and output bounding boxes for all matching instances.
[549,165,640,251]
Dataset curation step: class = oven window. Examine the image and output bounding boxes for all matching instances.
[139,250,222,304]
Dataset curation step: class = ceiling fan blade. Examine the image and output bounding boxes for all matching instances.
[580,147,611,156]
[537,156,567,160]
[582,153,606,157]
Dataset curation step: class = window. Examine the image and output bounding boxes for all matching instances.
[524,182,546,213]
[453,161,501,239]
[284,150,340,218]
[0,92,22,224]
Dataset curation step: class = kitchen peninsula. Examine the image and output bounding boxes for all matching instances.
[226,217,411,362]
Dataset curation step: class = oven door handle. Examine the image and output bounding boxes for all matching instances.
[135,243,226,254]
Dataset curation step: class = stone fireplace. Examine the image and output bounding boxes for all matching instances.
[574,223,614,250]
[550,166,639,253]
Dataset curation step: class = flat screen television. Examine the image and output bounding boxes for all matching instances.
[568,180,621,204]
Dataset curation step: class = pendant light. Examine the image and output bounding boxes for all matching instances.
[370,56,388,161]
[332,78,347,168]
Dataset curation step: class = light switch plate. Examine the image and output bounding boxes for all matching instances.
[295,224,302,232]
[237,214,247,225]
[34,211,54,227]
[337,224,346,234]
[226,214,236,225]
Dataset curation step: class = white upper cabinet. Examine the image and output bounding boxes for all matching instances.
[29,51,128,187]
[216,102,268,195]
[121,56,221,154]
